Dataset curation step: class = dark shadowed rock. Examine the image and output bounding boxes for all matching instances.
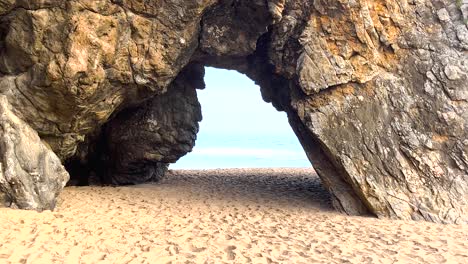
[98,64,203,185]
[0,96,69,210]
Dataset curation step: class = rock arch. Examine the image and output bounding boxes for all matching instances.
[0,0,466,223]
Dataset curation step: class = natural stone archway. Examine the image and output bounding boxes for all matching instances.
[0,0,467,223]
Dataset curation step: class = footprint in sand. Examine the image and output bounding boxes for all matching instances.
[225,245,237,260]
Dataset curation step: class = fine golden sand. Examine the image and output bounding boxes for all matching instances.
[0,168,467,263]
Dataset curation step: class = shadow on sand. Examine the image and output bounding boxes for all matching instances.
[138,168,336,211]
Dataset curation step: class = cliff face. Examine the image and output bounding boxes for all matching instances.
[0,0,215,159]
[0,0,467,223]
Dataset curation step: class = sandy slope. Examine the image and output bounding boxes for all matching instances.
[0,168,466,264]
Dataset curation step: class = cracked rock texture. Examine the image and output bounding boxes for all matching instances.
[0,96,69,210]
[98,64,203,185]
[0,0,467,223]
[0,0,215,159]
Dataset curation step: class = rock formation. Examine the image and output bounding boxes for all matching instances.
[0,0,467,223]
[0,96,69,210]
[98,64,203,185]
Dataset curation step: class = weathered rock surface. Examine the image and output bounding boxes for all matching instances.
[0,0,467,223]
[99,64,203,185]
[0,0,216,159]
[285,0,468,224]
[0,96,69,210]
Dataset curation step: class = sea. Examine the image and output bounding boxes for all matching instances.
[170,67,312,170]
[170,132,312,169]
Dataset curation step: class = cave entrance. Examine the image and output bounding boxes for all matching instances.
[171,67,311,169]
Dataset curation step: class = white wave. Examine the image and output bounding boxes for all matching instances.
[190,147,306,159]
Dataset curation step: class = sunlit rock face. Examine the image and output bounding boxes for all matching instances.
[0,0,216,159]
[0,96,69,211]
[0,0,467,223]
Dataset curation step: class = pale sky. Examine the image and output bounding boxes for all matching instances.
[197,67,293,136]
[171,67,311,169]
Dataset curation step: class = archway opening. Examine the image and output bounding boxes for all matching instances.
[163,66,332,210]
[171,67,311,169]
[60,62,337,214]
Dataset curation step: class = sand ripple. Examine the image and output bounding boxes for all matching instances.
[0,168,467,263]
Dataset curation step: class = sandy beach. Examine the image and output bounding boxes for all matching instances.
[0,168,466,263]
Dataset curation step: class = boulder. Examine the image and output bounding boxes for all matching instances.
[0,96,69,210]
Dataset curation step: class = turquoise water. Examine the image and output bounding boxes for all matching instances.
[170,67,311,169]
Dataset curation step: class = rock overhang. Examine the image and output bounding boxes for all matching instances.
[0,0,466,223]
